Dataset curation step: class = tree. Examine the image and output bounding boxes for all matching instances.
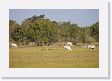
[9,15,99,46]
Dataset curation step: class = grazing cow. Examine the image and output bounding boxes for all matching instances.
[82,44,88,48]
[11,43,18,48]
[64,46,72,51]
[87,45,95,51]
[82,44,95,51]
[64,42,73,51]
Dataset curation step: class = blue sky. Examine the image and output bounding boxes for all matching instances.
[9,9,99,27]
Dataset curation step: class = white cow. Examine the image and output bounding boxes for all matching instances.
[64,46,72,51]
[11,43,18,48]
[64,42,73,51]
[82,44,95,51]
[82,44,88,48]
[67,42,73,46]
[87,45,95,51]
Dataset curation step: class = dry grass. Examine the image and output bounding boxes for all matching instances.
[9,46,99,68]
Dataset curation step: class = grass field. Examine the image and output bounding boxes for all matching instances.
[9,46,99,68]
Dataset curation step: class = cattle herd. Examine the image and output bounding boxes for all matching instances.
[10,42,96,52]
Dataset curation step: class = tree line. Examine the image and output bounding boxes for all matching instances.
[9,15,99,46]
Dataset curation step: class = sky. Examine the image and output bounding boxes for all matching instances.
[9,9,99,27]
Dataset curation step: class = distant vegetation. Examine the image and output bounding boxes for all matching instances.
[9,15,99,46]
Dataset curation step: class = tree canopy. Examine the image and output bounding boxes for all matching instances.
[9,15,99,46]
